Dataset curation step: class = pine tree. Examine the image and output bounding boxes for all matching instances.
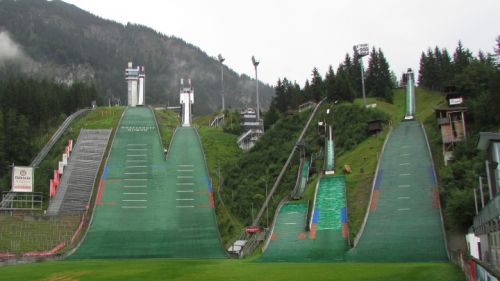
[264,100,280,129]
[495,35,500,68]
[418,52,427,86]
[324,65,336,101]
[440,48,453,88]
[365,48,393,102]
[274,78,287,113]
[365,47,379,96]
[453,40,473,75]
[0,111,5,178]
[376,48,394,102]
[333,72,355,102]
[310,67,324,102]
[351,48,363,95]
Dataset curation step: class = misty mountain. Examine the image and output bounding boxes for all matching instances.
[0,0,273,114]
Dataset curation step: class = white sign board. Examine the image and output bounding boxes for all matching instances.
[11,166,33,192]
[59,161,65,175]
[449,97,463,106]
[62,153,68,165]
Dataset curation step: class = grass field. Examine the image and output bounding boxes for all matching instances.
[154,108,179,148]
[0,259,465,281]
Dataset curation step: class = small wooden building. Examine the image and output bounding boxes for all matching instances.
[435,90,467,165]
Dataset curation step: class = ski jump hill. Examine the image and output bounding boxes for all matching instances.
[261,121,448,262]
[71,107,225,259]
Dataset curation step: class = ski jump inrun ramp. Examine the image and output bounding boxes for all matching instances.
[261,120,448,262]
[71,107,225,259]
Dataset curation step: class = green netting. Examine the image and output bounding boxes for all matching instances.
[259,203,311,262]
[326,140,334,171]
[297,160,310,196]
[347,121,447,262]
[316,176,345,231]
[71,107,225,259]
[260,176,347,262]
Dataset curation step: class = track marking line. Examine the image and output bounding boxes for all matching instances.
[176,190,194,193]
[122,199,147,202]
[124,172,147,175]
[285,223,297,225]
[124,185,147,188]
[127,154,147,157]
[398,197,410,199]
[400,153,410,157]
[176,206,194,208]
[399,173,411,176]
[126,166,147,168]
[176,198,194,201]
[177,170,193,172]
[127,144,147,146]
[176,183,194,185]
[126,160,147,162]
[124,193,147,195]
[178,165,194,167]
[399,163,410,166]
[177,176,194,179]
[127,148,147,151]
[398,184,410,187]
[124,179,147,181]
[122,206,147,209]
[398,208,411,211]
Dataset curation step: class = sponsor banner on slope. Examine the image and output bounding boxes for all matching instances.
[11,166,33,192]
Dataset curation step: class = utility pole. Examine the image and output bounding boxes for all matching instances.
[353,44,369,107]
[266,180,269,228]
[252,56,260,120]
[218,54,225,112]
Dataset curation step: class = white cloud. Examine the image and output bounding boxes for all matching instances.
[0,31,24,61]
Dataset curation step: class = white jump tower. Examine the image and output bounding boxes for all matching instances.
[180,78,194,127]
[404,68,416,120]
[125,62,146,106]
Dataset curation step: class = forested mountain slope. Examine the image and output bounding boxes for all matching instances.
[0,0,273,114]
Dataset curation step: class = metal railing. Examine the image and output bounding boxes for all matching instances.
[30,108,90,168]
[474,194,500,234]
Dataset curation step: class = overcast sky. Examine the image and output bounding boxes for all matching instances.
[64,0,500,86]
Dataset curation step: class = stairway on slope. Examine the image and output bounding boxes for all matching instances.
[46,129,111,216]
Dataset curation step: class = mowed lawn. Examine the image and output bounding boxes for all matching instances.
[0,259,464,281]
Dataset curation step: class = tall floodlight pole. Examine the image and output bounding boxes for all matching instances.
[354,44,369,107]
[252,56,260,120]
[218,54,225,112]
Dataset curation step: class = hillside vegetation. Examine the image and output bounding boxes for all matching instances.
[0,106,124,254]
[0,78,99,194]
